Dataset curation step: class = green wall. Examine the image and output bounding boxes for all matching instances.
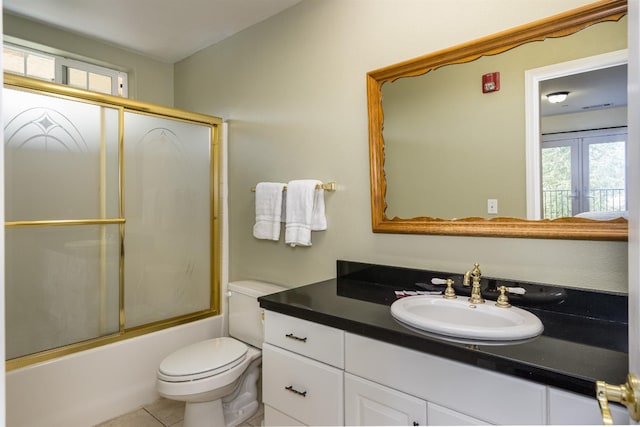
[5,1,626,293]
[174,0,627,293]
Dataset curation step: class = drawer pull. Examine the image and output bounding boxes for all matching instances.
[285,385,307,397]
[285,333,307,343]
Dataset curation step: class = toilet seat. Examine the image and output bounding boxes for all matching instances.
[158,337,248,382]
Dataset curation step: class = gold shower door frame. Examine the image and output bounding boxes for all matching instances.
[4,74,222,370]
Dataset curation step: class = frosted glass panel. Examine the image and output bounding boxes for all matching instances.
[26,54,55,81]
[4,82,218,365]
[67,68,87,89]
[89,72,113,94]
[4,46,25,74]
[5,225,121,359]
[3,88,120,221]
[123,112,212,327]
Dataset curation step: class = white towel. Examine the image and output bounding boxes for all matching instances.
[285,180,327,247]
[311,187,327,231]
[253,182,286,240]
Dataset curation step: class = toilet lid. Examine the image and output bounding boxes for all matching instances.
[159,337,248,381]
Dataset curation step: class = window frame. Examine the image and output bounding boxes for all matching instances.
[3,42,128,97]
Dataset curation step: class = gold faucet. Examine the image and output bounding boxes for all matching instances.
[463,262,484,304]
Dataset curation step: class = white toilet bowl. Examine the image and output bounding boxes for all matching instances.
[157,279,286,427]
[157,336,262,427]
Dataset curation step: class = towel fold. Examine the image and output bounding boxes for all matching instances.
[311,186,327,231]
[285,179,327,247]
[253,182,286,240]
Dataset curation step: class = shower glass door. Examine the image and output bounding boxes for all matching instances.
[4,87,121,359]
[4,76,220,367]
[123,112,212,328]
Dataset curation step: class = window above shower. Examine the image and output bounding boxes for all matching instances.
[3,42,128,97]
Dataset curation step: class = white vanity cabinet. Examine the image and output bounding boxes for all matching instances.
[427,403,490,425]
[262,311,345,426]
[345,373,427,426]
[263,310,616,426]
[345,333,546,425]
[344,373,490,426]
[548,387,628,425]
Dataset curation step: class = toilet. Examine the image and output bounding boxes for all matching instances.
[157,280,285,427]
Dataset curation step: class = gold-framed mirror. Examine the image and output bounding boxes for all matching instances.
[367,0,628,240]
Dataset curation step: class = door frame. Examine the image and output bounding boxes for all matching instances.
[627,0,640,390]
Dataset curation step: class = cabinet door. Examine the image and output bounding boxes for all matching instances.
[427,403,489,426]
[264,405,307,426]
[345,373,427,426]
[548,387,629,425]
[346,333,546,425]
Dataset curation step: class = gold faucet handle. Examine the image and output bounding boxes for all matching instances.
[495,286,511,308]
[596,375,640,425]
[431,278,457,299]
[443,279,457,300]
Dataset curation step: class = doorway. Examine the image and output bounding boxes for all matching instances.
[525,49,628,219]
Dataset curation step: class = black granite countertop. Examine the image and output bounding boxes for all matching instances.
[258,260,629,398]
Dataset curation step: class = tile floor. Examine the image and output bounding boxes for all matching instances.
[95,398,264,427]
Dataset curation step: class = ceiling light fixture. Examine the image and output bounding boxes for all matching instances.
[546,91,570,104]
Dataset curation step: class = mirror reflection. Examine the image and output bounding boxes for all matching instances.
[382,16,627,221]
[538,65,627,221]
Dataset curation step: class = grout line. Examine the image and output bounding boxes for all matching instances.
[143,408,168,427]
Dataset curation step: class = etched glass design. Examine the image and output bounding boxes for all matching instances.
[4,88,120,221]
[123,112,212,327]
[4,85,215,363]
[4,88,122,358]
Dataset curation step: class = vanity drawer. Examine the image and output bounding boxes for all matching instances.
[262,343,344,426]
[264,310,344,368]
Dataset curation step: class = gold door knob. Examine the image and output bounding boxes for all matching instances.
[596,374,640,424]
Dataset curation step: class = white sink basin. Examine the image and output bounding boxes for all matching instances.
[390,295,543,342]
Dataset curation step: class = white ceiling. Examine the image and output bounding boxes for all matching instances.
[540,64,627,117]
[3,0,303,63]
[3,0,627,116]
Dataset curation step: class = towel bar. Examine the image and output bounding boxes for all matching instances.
[251,181,336,192]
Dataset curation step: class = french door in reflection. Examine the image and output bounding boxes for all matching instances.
[541,128,627,219]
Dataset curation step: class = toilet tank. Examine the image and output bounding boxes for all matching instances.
[228,280,286,348]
